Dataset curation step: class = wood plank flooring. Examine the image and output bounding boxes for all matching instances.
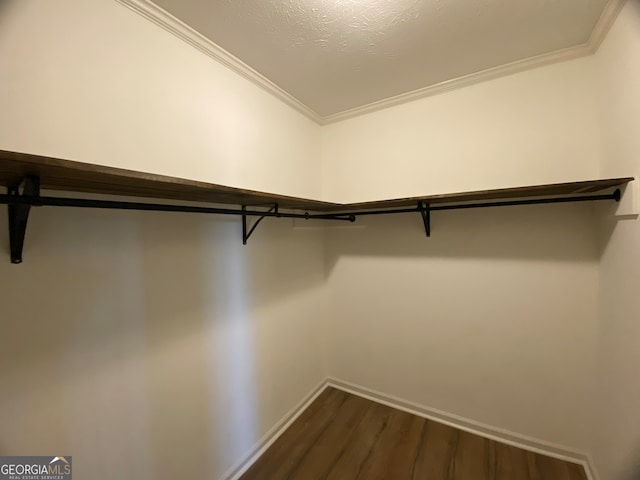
[240,387,587,480]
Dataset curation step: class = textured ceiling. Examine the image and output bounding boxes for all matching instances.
[153,0,610,118]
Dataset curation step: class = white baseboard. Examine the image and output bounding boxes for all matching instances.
[220,378,330,480]
[219,376,597,480]
[327,377,595,479]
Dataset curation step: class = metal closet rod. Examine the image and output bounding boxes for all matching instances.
[0,189,620,220]
[0,194,356,221]
[318,189,621,218]
[0,187,622,264]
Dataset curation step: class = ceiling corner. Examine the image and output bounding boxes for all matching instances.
[587,0,628,52]
[114,0,624,126]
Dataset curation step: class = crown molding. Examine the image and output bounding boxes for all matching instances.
[323,0,626,124]
[114,0,323,124]
[115,0,625,126]
[587,0,627,52]
[320,44,592,124]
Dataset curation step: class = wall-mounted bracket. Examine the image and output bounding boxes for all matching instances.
[242,204,279,245]
[418,201,431,237]
[7,176,41,264]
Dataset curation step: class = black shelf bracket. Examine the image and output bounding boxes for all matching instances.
[8,176,41,264]
[418,201,431,237]
[242,204,279,245]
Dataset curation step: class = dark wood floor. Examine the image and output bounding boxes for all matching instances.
[240,387,587,480]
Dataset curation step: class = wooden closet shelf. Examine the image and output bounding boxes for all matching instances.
[0,149,336,211]
[0,149,631,212]
[0,149,633,264]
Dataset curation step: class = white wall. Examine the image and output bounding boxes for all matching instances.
[0,3,329,476]
[324,203,600,452]
[0,0,322,200]
[0,206,327,480]
[321,57,603,204]
[593,1,640,479]
[320,42,608,455]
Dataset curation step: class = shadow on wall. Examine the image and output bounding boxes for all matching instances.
[325,202,601,273]
[322,201,604,451]
[0,208,321,375]
[0,206,325,479]
[0,0,18,17]
[624,446,640,480]
[595,196,640,259]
